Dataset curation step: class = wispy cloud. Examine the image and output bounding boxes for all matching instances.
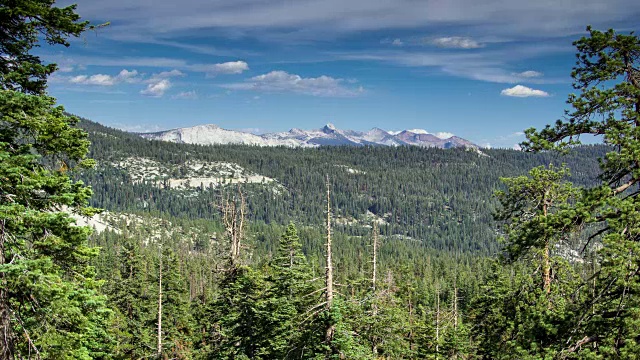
[381,38,404,46]
[172,90,198,99]
[430,37,484,49]
[151,69,185,79]
[222,71,364,97]
[73,0,637,41]
[514,70,543,78]
[340,43,568,84]
[500,85,549,97]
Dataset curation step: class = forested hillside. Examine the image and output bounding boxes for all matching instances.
[3,1,639,358]
[78,118,606,255]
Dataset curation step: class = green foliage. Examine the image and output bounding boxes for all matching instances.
[0,0,90,94]
[495,164,579,262]
[0,84,110,358]
[520,27,640,357]
[0,2,111,356]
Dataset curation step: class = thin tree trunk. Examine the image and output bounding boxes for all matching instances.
[543,202,551,294]
[157,245,163,358]
[453,286,458,331]
[408,295,415,354]
[435,289,440,359]
[325,175,335,346]
[0,219,14,360]
[371,222,378,356]
[372,222,378,292]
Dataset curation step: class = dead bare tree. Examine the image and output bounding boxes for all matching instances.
[371,222,379,356]
[157,244,163,358]
[324,175,335,346]
[220,185,247,268]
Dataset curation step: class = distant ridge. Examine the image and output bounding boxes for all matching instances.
[139,123,477,149]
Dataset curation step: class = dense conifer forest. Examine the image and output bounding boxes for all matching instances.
[1,1,639,359]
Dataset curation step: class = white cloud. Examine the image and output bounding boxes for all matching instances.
[117,69,141,83]
[70,74,116,86]
[514,70,543,78]
[392,38,404,46]
[195,61,249,76]
[141,79,172,97]
[430,37,483,49]
[216,61,249,74]
[172,90,198,99]
[500,85,549,97]
[223,70,364,97]
[69,69,141,86]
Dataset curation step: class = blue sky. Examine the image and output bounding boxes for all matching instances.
[42,0,640,148]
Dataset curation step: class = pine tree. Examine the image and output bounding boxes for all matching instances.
[522,27,640,357]
[0,1,114,357]
[266,223,317,358]
[0,72,113,358]
[156,245,193,359]
[473,166,581,358]
[107,237,155,358]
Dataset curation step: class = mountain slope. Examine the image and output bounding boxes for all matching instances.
[139,123,478,149]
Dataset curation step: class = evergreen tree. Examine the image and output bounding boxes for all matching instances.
[0,1,114,357]
[0,0,90,94]
[266,223,317,358]
[107,237,155,358]
[156,245,193,359]
[473,165,582,358]
[522,27,640,357]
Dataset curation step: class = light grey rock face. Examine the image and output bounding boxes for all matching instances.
[139,123,478,149]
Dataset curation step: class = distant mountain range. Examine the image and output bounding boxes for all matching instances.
[138,123,477,149]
